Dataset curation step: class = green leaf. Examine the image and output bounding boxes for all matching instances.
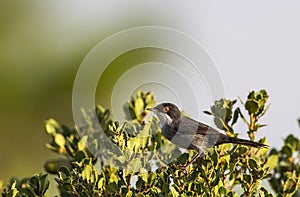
[78,136,88,151]
[129,158,143,172]
[245,99,259,115]
[231,108,239,126]
[285,134,299,151]
[136,177,145,190]
[245,90,269,116]
[259,187,273,197]
[39,173,50,195]
[7,181,19,197]
[242,174,253,183]
[211,170,222,187]
[218,186,228,197]
[140,172,148,183]
[62,183,73,191]
[237,146,248,155]
[175,153,189,165]
[265,154,279,170]
[58,167,70,179]
[211,149,219,166]
[107,182,118,194]
[283,174,298,194]
[98,177,105,189]
[109,173,119,184]
[145,92,153,103]
[134,97,144,115]
[24,187,36,197]
[45,118,60,134]
[74,151,87,161]
[55,133,66,147]
[170,186,179,197]
[126,191,134,197]
[82,166,92,182]
[282,145,293,157]
[210,98,235,129]
[29,176,40,195]
[248,158,258,170]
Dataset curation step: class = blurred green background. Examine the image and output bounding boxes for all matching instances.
[0,2,114,183]
[0,2,162,185]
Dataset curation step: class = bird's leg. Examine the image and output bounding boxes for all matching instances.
[184,154,198,172]
[188,153,199,165]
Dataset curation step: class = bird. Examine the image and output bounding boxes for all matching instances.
[147,103,268,155]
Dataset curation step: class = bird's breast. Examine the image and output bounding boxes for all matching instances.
[161,125,176,141]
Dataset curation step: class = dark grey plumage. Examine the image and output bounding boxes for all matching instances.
[148,103,267,154]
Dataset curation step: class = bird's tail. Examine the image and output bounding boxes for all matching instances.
[221,136,268,148]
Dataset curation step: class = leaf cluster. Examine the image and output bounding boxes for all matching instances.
[2,174,49,197]
[1,90,300,197]
[268,134,300,196]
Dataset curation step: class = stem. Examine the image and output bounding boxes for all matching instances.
[248,113,257,141]
[126,173,133,192]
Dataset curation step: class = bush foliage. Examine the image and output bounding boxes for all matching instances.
[1,90,300,196]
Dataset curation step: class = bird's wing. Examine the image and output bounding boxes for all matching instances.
[176,116,225,150]
[179,115,221,136]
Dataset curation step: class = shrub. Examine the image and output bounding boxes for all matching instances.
[1,90,300,196]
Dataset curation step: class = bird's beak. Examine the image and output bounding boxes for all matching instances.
[147,107,155,112]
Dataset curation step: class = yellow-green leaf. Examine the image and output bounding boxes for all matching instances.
[98,177,105,189]
[78,136,88,151]
[134,98,144,116]
[55,134,66,147]
[170,186,179,197]
[45,118,60,134]
[265,154,279,169]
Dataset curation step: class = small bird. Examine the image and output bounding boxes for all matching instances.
[148,103,267,155]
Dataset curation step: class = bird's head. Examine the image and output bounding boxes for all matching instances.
[147,103,181,125]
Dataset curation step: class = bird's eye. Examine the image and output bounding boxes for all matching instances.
[163,106,169,113]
